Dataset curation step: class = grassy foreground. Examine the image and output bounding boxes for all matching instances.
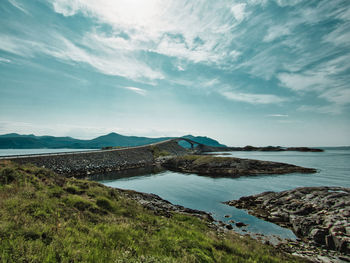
[0,161,306,263]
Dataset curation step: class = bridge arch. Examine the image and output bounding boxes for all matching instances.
[173,138,201,150]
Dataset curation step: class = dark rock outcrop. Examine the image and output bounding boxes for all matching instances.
[162,155,317,177]
[224,187,350,254]
[120,189,214,222]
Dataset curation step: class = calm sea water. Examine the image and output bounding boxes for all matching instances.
[0,149,94,156]
[95,149,350,240]
[1,148,349,240]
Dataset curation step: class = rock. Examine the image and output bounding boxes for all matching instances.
[236,222,247,227]
[310,228,327,245]
[225,224,233,230]
[224,186,350,255]
[224,214,231,218]
[162,155,316,178]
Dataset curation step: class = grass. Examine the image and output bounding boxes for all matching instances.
[0,161,307,262]
[151,145,171,159]
[171,155,238,165]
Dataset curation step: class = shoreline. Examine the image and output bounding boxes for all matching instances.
[224,187,350,262]
[0,161,306,262]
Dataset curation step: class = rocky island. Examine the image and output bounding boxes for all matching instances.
[224,187,350,256]
[162,155,317,177]
[196,145,324,153]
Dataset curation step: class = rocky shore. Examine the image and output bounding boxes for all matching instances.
[120,188,214,222]
[224,187,350,257]
[162,155,317,177]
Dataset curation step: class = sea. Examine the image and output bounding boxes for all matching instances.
[1,148,349,241]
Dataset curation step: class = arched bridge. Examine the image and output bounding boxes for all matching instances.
[0,138,212,178]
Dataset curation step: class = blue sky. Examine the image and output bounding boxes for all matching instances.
[0,0,349,146]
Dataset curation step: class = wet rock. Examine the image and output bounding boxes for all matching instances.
[236,222,247,227]
[225,224,233,230]
[224,186,350,255]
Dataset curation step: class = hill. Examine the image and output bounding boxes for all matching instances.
[0,161,305,262]
[0,133,226,149]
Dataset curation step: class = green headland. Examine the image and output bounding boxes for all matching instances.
[0,161,307,263]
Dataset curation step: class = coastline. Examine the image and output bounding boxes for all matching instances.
[0,161,307,262]
[1,146,348,262]
[224,187,350,261]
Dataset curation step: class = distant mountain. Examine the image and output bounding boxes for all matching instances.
[0,133,226,149]
[182,135,226,147]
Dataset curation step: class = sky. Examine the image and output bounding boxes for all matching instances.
[0,0,349,146]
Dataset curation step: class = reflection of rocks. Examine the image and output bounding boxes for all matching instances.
[162,155,316,177]
[224,187,350,255]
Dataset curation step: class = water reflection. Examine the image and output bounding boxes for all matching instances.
[93,149,350,241]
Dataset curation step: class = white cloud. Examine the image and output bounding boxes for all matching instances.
[267,114,289,117]
[0,57,11,63]
[277,72,331,92]
[51,0,244,66]
[0,32,163,82]
[263,25,291,42]
[122,86,147,96]
[221,91,287,104]
[238,46,280,80]
[0,35,39,57]
[8,0,29,14]
[323,21,350,47]
[278,53,350,114]
[177,65,185,71]
[202,78,220,88]
[337,6,350,21]
[298,105,342,115]
[275,0,302,7]
[320,88,350,107]
[231,3,247,22]
[52,0,82,16]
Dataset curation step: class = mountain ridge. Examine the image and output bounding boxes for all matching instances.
[0,132,226,149]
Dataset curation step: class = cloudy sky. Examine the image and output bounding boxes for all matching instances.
[0,0,349,146]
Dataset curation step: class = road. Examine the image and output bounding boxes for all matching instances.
[0,139,176,160]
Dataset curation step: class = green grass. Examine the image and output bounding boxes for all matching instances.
[0,161,307,262]
[151,145,171,158]
[172,155,237,165]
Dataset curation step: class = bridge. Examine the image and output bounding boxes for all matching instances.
[0,138,213,178]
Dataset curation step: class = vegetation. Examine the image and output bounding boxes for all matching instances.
[0,161,307,262]
[151,145,171,159]
[171,155,236,165]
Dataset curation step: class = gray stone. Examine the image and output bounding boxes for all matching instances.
[310,228,327,245]
[224,186,350,254]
